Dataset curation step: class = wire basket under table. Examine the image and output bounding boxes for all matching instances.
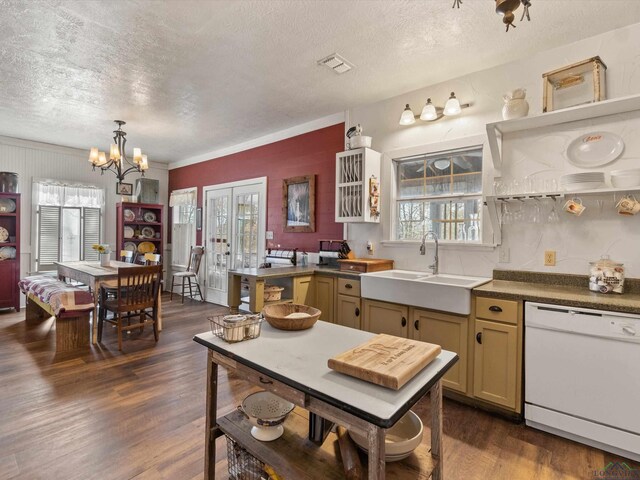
[226,435,280,480]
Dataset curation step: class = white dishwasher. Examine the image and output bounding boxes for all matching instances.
[525,302,640,461]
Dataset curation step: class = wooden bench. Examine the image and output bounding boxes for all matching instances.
[19,276,94,353]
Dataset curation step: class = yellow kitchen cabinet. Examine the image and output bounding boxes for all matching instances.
[293,275,314,306]
[314,275,335,323]
[362,299,408,337]
[410,308,468,394]
[336,294,361,329]
[473,318,519,410]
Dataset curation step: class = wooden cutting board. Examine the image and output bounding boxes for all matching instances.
[337,258,394,273]
[328,334,441,390]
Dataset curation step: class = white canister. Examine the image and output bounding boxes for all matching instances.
[502,89,530,120]
[223,314,246,341]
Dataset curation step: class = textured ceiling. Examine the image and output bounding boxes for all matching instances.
[1,1,640,164]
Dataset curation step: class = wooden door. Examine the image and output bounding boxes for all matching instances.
[293,276,314,306]
[362,299,408,337]
[336,294,361,329]
[473,319,518,409]
[411,308,468,394]
[314,276,335,323]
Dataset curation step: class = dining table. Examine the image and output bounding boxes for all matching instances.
[55,260,163,344]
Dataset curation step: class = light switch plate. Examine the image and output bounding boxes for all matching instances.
[498,246,510,263]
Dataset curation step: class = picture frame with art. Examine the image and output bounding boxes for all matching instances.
[282,175,315,233]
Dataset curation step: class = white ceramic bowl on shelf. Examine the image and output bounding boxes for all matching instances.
[348,410,424,462]
[610,168,640,188]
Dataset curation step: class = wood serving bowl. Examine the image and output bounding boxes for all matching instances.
[262,304,321,331]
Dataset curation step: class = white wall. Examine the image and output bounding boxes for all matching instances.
[347,22,640,277]
[0,136,169,288]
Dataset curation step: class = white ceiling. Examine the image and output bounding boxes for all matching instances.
[1,1,640,164]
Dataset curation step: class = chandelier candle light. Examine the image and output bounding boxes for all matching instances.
[88,120,149,194]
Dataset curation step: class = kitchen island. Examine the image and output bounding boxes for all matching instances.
[228,265,360,313]
[194,321,458,479]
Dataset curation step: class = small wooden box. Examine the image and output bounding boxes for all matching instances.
[542,56,607,112]
[337,258,394,273]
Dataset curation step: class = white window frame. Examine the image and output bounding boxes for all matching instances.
[32,180,104,272]
[170,187,197,269]
[385,134,493,246]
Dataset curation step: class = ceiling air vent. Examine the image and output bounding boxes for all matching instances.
[317,53,353,74]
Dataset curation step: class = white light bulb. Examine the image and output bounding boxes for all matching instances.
[443,92,461,116]
[399,104,416,125]
[420,99,438,121]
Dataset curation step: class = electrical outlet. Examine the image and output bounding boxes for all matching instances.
[544,250,556,266]
[498,246,510,263]
[266,231,274,240]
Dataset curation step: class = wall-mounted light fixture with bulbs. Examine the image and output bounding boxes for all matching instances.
[399,92,470,126]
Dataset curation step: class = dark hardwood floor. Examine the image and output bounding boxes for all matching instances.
[0,293,636,480]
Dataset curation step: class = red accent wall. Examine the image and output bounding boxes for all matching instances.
[168,123,344,253]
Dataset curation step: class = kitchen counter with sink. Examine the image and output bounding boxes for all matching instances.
[360,269,491,315]
[474,270,640,315]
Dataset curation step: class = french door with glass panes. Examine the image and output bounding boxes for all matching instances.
[203,178,266,306]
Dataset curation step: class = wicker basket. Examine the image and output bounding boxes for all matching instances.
[262,304,321,331]
[263,284,284,302]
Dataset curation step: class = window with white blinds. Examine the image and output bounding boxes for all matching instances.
[33,180,104,271]
[170,188,197,268]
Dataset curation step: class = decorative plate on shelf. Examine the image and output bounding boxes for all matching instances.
[141,226,155,238]
[0,246,16,260]
[124,226,135,239]
[124,209,136,222]
[567,131,624,167]
[0,198,16,213]
[143,211,156,222]
[0,226,8,243]
[137,241,156,254]
[124,242,137,252]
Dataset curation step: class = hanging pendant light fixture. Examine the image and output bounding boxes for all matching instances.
[453,0,532,32]
[88,120,149,186]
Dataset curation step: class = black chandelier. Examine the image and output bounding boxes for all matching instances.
[452,0,532,32]
[88,120,149,184]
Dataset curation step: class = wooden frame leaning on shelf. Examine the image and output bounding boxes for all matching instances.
[282,175,315,233]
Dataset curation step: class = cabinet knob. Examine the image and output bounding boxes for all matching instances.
[414,320,420,331]
[345,283,353,289]
[489,305,503,313]
[401,317,407,327]
[355,307,360,317]
[476,332,483,344]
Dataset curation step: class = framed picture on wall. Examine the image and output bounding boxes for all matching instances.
[282,175,315,233]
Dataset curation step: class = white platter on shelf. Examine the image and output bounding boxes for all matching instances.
[566,131,624,168]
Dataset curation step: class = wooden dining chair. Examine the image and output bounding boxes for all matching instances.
[98,265,162,351]
[170,246,204,303]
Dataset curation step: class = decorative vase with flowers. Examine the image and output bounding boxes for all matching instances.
[92,244,112,266]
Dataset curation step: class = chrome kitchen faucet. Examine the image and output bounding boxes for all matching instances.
[420,231,439,274]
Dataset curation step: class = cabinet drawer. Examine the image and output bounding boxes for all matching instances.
[337,278,360,297]
[339,263,367,273]
[475,297,518,324]
[210,351,306,406]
